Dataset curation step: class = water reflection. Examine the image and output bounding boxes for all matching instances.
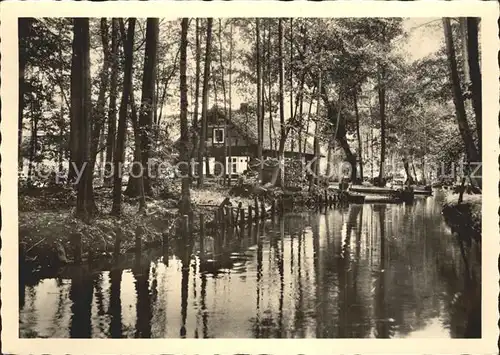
[69,269,93,338]
[108,269,122,338]
[20,192,481,338]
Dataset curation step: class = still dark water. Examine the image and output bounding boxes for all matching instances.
[19,191,481,338]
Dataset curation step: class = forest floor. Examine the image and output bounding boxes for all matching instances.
[441,191,482,242]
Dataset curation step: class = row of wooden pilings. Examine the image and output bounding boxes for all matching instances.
[140,191,343,264]
[178,192,343,257]
[18,190,342,269]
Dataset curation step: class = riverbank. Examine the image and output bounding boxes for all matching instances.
[441,191,481,243]
[19,182,334,275]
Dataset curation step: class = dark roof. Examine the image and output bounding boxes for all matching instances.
[225,105,317,155]
[174,104,320,156]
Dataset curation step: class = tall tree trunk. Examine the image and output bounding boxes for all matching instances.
[303,86,316,158]
[442,18,479,163]
[309,71,321,191]
[137,18,159,195]
[98,125,105,174]
[18,18,33,155]
[466,17,482,156]
[289,19,294,153]
[72,18,95,220]
[325,138,333,178]
[179,18,192,215]
[211,64,219,178]
[256,19,263,181]
[105,18,119,186]
[402,155,415,185]
[267,22,274,155]
[218,19,230,185]
[27,99,37,187]
[197,18,213,187]
[297,25,307,160]
[298,92,304,156]
[321,86,357,183]
[353,91,363,182]
[260,26,266,163]
[91,18,111,178]
[377,64,386,186]
[411,160,418,184]
[228,22,233,186]
[129,91,147,211]
[337,135,357,183]
[277,19,285,188]
[459,19,471,83]
[191,19,201,161]
[58,93,65,173]
[111,18,136,216]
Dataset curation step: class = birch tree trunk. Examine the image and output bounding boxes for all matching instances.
[256,19,263,181]
[111,18,135,216]
[198,18,213,187]
[179,18,192,214]
[105,18,119,186]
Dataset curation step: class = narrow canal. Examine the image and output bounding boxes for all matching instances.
[19,190,481,338]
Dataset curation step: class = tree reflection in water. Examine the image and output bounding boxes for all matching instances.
[20,193,481,339]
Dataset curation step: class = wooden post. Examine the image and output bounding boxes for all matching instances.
[324,190,328,206]
[260,199,266,219]
[88,249,94,266]
[224,206,230,226]
[248,205,253,225]
[135,226,143,253]
[239,208,245,232]
[214,210,219,227]
[188,212,194,238]
[247,205,252,238]
[237,202,243,225]
[199,214,205,259]
[114,228,122,261]
[182,215,189,241]
[271,199,276,219]
[72,232,82,264]
[19,241,26,266]
[162,230,169,263]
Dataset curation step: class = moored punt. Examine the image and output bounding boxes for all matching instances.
[364,194,404,204]
[413,185,433,196]
[344,192,366,204]
[348,185,395,195]
[347,185,415,203]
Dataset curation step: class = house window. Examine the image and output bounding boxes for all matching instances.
[213,128,224,144]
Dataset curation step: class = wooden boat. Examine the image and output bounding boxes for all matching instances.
[349,185,395,194]
[364,194,403,204]
[348,185,414,203]
[344,192,366,204]
[413,185,433,196]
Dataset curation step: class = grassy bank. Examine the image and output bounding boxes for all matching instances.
[442,192,481,243]
[18,183,267,274]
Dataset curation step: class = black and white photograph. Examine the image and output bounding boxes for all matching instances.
[1,1,498,353]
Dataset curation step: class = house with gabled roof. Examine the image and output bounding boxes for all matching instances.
[189,103,321,178]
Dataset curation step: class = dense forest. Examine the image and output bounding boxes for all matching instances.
[18,17,482,222]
